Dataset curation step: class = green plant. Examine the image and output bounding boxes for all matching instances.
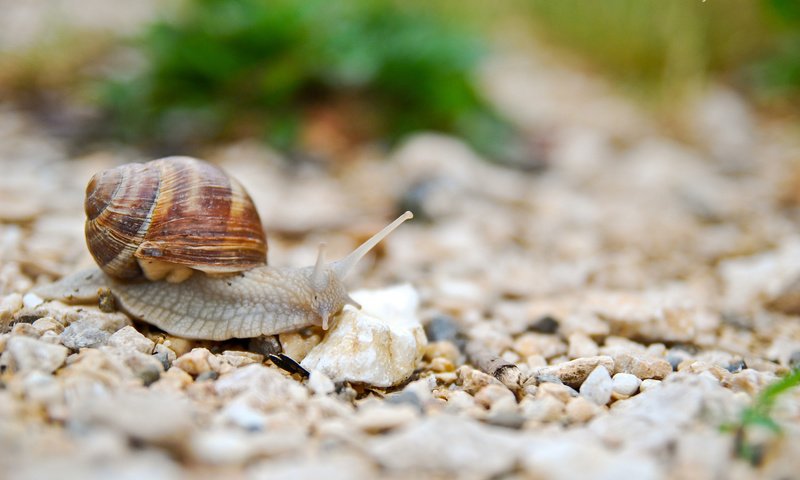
[522,0,774,104]
[99,0,513,157]
[723,368,800,466]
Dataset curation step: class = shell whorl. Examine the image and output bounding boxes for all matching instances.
[85,156,267,280]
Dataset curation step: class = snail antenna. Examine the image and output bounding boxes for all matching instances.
[332,211,413,279]
[311,243,327,290]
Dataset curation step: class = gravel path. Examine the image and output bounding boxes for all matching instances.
[1,46,800,479]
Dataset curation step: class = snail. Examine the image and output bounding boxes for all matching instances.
[34,156,413,340]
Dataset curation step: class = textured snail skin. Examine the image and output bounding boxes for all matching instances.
[34,265,349,340]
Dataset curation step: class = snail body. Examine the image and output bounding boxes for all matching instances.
[34,156,413,340]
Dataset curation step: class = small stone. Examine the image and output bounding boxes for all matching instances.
[279,330,322,362]
[726,359,746,373]
[108,325,155,354]
[196,371,219,382]
[368,414,519,478]
[567,332,598,359]
[457,366,503,394]
[59,311,130,350]
[153,344,176,370]
[528,315,560,334]
[536,382,578,403]
[174,348,213,376]
[424,315,464,345]
[443,390,476,412]
[221,401,267,431]
[0,292,23,325]
[612,373,641,396]
[566,396,604,423]
[76,391,194,444]
[513,332,567,359]
[613,353,672,380]
[385,390,424,411]
[639,379,662,392]
[354,403,418,433]
[301,285,425,387]
[423,341,460,364]
[537,355,614,388]
[152,367,194,391]
[429,357,455,372]
[580,366,613,405]
[307,370,335,395]
[474,384,516,409]
[2,335,68,373]
[520,396,564,422]
[21,292,44,310]
[220,350,264,368]
[31,316,63,334]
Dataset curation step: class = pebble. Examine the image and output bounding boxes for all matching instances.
[474,384,516,409]
[31,316,63,334]
[566,396,604,423]
[537,355,615,388]
[279,330,322,362]
[579,365,613,405]
[513,332,567,359]
[612,373,641,396]
[0,292,22,325]
[639,379,662,392]
[2,335,68,373]
[424,315,464,344]
[353,403,419,433]
[173,347,214,376]
[520,395,565,423]
[457,365,504,394]
[75,391,194,444]
[567,332,598,359]
[301,285,426,387]
[307,369,335,395]
[107,325,155,354]
[21,292,44,310]
[613,353,672,380]
[59,311,130,350]
[368,414,519,478]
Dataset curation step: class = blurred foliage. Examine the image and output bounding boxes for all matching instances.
[523,0,799,108]
[100,0,514,157]
[722,368,800,466]
[749,0,800,105]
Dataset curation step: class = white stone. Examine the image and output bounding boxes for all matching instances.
[22,292,43,309]
[3,335,68,373]
[579,366,613,406]
[612,373,641,396]
[301,284,426,387]
[307,370,335,395]
[108,325,155,354]
[0,292,23,323]
[368,414,519,477]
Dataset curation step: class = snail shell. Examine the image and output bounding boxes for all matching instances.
[85,156,267,282]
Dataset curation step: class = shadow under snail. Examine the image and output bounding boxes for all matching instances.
[34,156,413,340]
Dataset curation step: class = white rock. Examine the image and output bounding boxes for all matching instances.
[640,379,662,392]
[307,370,335,395]
[22,292,43,309]
[612,373,641,396]
[579,366,613,406]
[108,325,155,354]
[368,414,519,477]
[301,284,426,387]
[2,335,68,373]
[0,292,22,323]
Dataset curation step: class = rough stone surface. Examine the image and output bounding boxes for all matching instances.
[301,284,425,387]
[614,353,672,380]
[2,335,68,373]
[580,365,613,405]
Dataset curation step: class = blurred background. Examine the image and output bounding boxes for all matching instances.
[0,0,797,165]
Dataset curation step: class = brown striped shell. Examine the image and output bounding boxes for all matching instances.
[85,156,267,281]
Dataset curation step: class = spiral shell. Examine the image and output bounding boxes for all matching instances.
[85,156,267,281]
